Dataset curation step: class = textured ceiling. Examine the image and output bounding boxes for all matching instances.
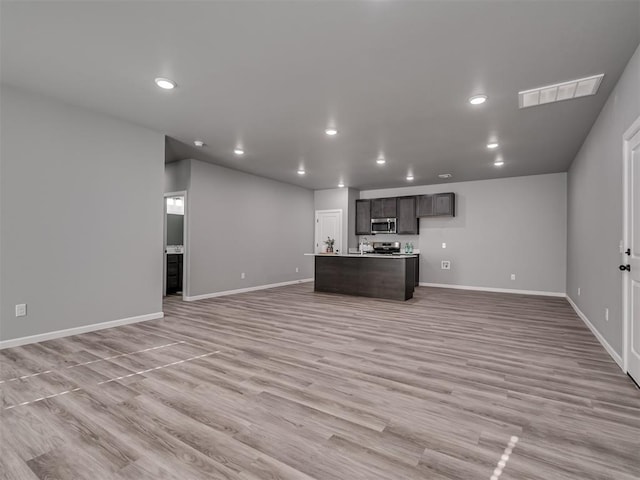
[2,1,639,190]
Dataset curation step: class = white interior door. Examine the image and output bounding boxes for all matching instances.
[624,119,640,383]
[315,210,342,254]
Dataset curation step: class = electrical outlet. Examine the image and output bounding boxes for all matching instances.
[605,308,609,322]
[241,272,245,279]
[15,304,26,317]
[578,287,581,296]
[441,261,451,270]
[442,242,447,249]
[295,267,299,273]
[510,274,516,281]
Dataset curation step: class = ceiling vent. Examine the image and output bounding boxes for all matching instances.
[518,74,604,109]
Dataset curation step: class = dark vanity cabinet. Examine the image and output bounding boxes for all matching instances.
[370,197,397,218]
[166,254,183,294]
[397,196,419,234]
[355,199,371,235]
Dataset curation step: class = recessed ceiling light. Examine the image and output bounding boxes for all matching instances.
[338,182,345,188]
[234,147,244,155]
[494,160,504,167]
[438,173,453,179]
[376,157,386,165]
[325,128,338,136]
[297,169,306,175]
[193,140,205,147]
[406,175,414,181]
[154,77,176,90]
[487,142,499,149]
[469,95,487,105]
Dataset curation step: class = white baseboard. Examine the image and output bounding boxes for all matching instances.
[185,278,313,302]
[419,282,566,297]
[566,296,624,371]
[0,312,164,350]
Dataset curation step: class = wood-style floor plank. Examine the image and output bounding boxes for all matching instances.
[1,284,639,480]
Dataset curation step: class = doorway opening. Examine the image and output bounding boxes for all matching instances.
[164,191,187,300]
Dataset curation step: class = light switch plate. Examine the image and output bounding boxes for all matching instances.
[15,304,26,317]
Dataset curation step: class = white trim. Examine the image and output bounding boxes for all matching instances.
[185,278,313,302]
[164,190,188,301]
[418,282,566,297]
[622,116,640,374]
[0,312,164,350]
[566,296,624,371]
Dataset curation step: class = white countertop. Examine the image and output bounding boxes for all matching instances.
[304,253,417,258]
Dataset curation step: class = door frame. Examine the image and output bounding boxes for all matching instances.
[622,115,640,374]
[164,190,188,301]
[315,209,343,254]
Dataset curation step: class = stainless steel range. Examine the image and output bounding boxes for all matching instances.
[372,241,401,254]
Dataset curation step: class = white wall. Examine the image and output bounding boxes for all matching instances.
[165,158,190,193]
[567,44,640,357]
[0,85,165,344]
[360,173,567,294]
[314,188,360,252]
[187,159,314,298]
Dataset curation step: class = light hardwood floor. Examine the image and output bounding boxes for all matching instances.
[1,284,639,479]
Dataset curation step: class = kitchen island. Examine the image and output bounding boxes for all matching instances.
[305,254,418,301]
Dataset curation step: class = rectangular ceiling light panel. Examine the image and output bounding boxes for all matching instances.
[518,73,604,109]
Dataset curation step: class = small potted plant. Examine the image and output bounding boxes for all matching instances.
[324,237,335,253]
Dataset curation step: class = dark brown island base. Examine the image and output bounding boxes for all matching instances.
[307,254,418,301]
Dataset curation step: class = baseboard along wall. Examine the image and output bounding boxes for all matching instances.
[185,278,313,302]
[565,296,624,371]
[418,282,566,297]
[0,312,164,350]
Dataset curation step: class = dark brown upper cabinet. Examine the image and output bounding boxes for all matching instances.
[355,199,371,235]
[417,195,434,217]
[434,193,455,216]
[370,197,397,218]
[417,193,455,217]
[397,196,419,234]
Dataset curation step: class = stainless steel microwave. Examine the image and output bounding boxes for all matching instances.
[371,218,397,234]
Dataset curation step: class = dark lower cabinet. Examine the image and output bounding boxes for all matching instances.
[397,196,419,234]
[356,199,371,235]
[166,254,183,294]
[314,256,415,301]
